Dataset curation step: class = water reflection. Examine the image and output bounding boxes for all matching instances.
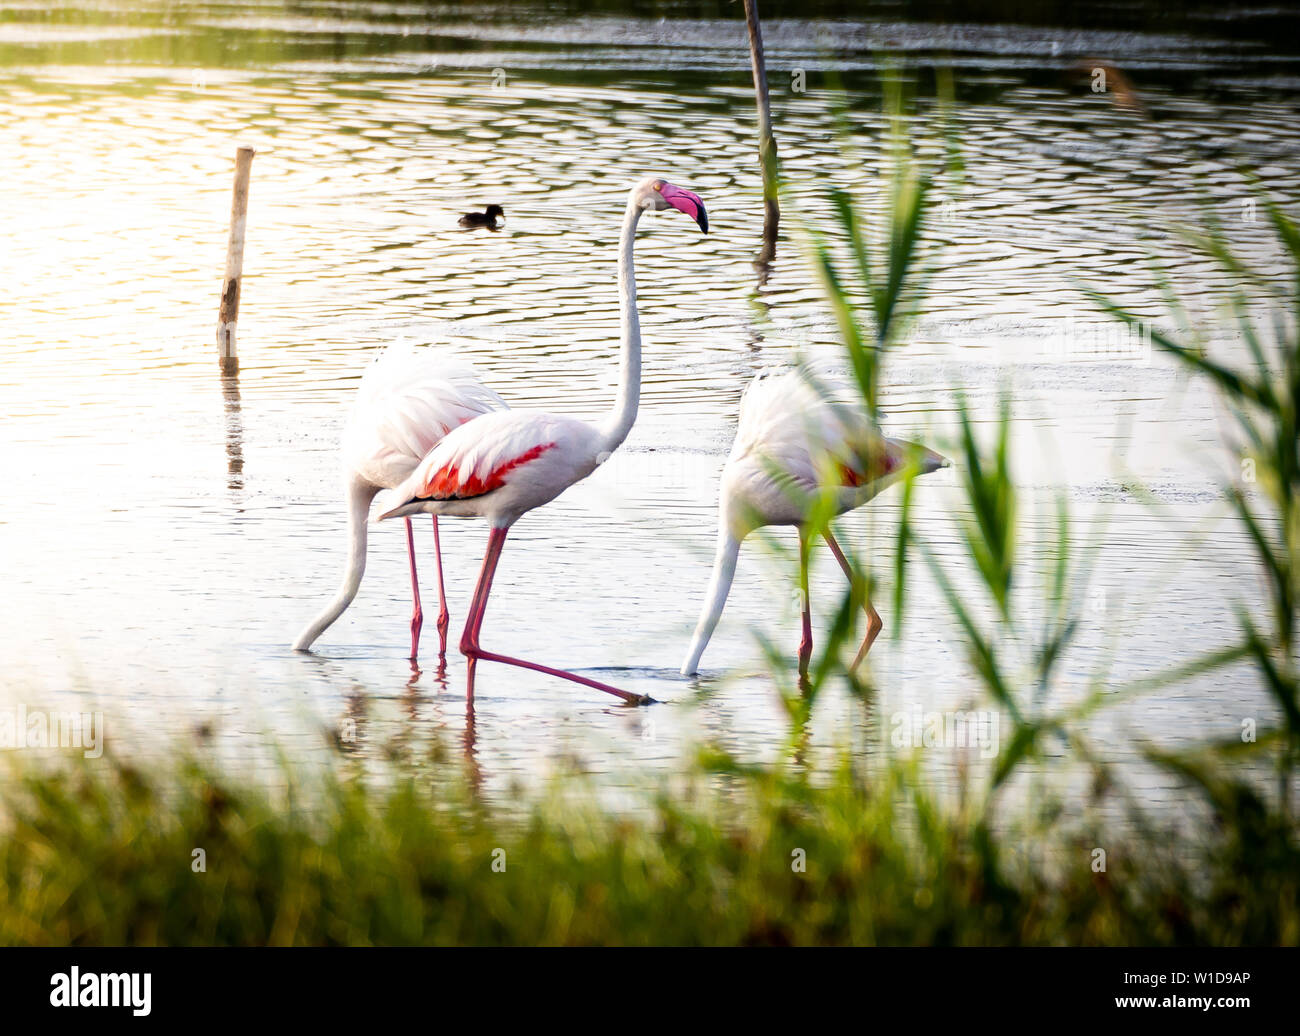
[221,371,245,495]
[462,693,482,797]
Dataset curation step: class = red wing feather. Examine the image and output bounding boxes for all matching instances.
[419,442,556,500]
[840,450,899,488]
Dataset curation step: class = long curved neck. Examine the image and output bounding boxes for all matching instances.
[600,195,645,452]
[293,476,379,651]
[681,527,742,676]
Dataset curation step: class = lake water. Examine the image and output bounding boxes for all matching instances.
[1,1,1296,811]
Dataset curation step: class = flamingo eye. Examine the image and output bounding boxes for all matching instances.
[651,180,665,192]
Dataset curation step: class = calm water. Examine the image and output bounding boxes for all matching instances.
[1,1,1296,808]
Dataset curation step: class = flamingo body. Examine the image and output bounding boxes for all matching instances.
[375,176,709,704]
[381,410,607,526]
[342,342,507,490]
[720,372,905,529]
[292,343,506,655]
[682,369,946,677]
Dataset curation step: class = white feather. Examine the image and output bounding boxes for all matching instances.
[342,343,507,489]
[731,369,883,495]
[394,410,602,506]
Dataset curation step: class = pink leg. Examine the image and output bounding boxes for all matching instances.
[798,533,813,679]
[431,516,450,663]
[405,517,423,661]
[459,527,653,706]
[458,528,500,700]
[824,530,883,670]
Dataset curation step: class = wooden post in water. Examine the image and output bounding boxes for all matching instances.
[217,146,255,375]
[743,0,779,267]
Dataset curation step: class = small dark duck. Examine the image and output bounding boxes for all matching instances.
[458,204,505,229]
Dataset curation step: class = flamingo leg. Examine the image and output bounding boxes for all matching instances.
[823,530,883,670]
[431,516,450,663]
[460,527,653,706]
[798,532,813,679]
[405,517,423,661]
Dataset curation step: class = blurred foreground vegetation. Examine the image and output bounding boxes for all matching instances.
[0,752,1295,946]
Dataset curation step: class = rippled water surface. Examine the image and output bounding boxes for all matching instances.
[1,1,1297,806]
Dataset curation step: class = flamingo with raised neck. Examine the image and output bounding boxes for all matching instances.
[380,176,708,704]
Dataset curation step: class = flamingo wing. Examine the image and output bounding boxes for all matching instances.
[401,410,565,502]
[734,369,891,490]
[343,343,507,488]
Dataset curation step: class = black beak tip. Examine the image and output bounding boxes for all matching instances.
[696,208,709,234]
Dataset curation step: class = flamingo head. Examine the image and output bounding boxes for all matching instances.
[887,438,950,476]
[635,176,708,234]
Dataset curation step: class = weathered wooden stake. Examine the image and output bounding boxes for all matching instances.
[217,145,255,375]
[743,0,779,266]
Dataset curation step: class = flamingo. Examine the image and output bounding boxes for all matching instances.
[293,343,507,661]
[680,369,947,679]
[378,176,708,705]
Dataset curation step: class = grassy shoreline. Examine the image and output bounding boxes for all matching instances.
[0,749,1294,946]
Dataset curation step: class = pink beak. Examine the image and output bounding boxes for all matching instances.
[659,183,708,233]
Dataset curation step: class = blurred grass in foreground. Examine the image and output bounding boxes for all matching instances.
[0,754,1295,946]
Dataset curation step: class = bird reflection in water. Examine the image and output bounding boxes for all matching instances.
[407,656,482,797]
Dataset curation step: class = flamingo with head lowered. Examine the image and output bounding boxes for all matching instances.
[293,343,506,661]
[378,176,708,705]
[681,369,947,679]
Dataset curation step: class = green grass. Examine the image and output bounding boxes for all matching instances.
[0,752,1295,946]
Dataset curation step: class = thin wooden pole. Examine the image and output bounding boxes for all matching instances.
[217,145,255,375]
[743,0,779,266]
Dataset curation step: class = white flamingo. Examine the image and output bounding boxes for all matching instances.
[378,176,708,705]
[681,369,947,678]
[293,342,506,661]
